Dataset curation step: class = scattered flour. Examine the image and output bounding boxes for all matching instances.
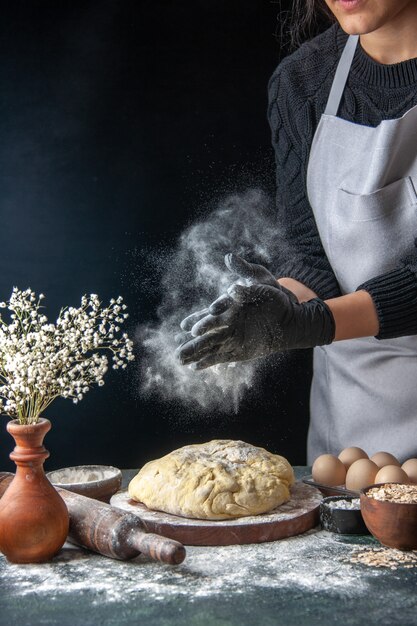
[1,530,380,605]
[135,188,292,414]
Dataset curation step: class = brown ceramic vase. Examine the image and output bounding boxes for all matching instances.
[0,418,69,563]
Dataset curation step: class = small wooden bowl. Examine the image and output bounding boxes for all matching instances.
[47,465,122,503]
[360,483,417,550]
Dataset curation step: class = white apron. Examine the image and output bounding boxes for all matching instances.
[306,35,417,463]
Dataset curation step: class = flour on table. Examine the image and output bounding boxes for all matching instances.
[0,531,379,604]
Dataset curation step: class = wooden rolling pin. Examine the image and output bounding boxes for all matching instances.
[0,473,185,565]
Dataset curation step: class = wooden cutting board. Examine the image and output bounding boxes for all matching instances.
[110,481,322,546]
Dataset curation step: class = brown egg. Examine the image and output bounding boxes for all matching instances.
[312,454,347,486]
[370,451,400,468]
[345,458,378,491]
[375,465,409,484]
[401,459,417,484]
[338,446,368,470]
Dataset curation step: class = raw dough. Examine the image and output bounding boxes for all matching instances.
[128,439,295,520]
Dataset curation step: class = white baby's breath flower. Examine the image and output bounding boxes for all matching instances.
[0,288,135,424]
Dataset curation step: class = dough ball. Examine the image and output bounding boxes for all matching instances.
[128,440,295,520]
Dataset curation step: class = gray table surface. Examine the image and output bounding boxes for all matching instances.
[1,468,416,626]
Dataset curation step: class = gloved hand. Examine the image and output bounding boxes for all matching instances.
[177,253,297,340]
[175,254,335,369]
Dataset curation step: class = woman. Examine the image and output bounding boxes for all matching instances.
[177,0,417,463]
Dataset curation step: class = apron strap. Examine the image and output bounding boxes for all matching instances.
[324,35,359,116]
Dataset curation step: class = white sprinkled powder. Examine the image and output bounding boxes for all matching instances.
[134,189,293,415]
[47,466,120,485]
[0,530,384,605]
[326,498,361,510]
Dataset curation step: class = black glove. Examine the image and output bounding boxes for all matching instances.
[177,253,296,340]
[176,254,335,369]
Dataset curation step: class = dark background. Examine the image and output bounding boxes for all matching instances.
[0,0,314,473]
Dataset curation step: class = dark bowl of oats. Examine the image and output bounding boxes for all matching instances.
[360,482,417,551]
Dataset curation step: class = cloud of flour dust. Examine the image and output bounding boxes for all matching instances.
[136,188,290,413]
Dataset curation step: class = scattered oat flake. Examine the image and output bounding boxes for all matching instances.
[344,547,417,570]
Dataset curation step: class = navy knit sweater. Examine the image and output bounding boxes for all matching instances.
[268,23,417,339]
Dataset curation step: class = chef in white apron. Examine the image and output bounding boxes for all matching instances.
[306,33,417,462]
[176,1,417,463]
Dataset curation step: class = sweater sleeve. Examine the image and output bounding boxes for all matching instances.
[267,63,342,301]
[357,266,417,339]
